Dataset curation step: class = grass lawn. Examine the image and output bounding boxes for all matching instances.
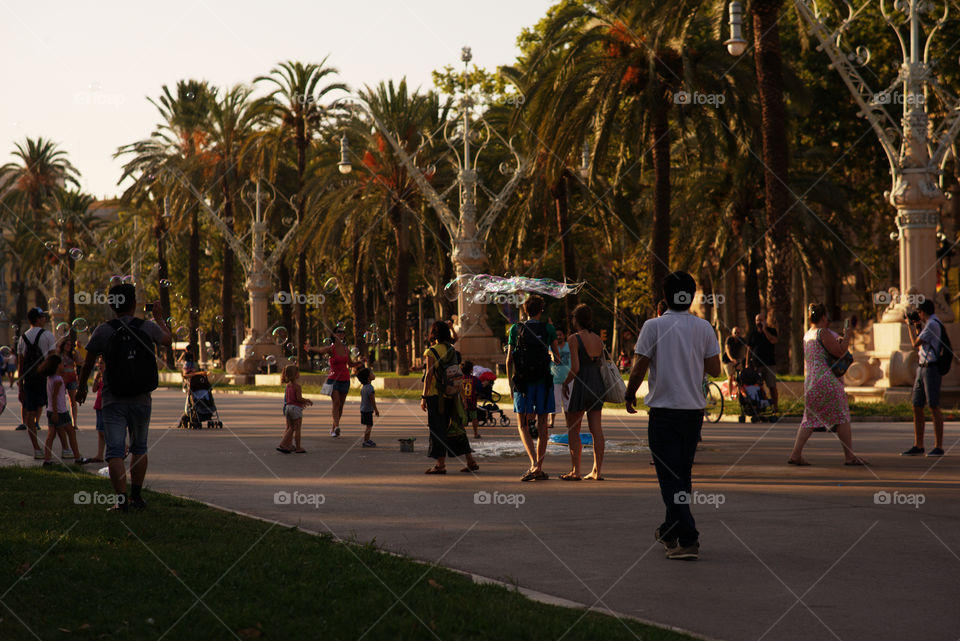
[0,468,697,641]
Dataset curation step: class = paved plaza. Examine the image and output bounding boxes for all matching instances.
[2,388,958,641]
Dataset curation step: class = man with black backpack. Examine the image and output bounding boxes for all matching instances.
[17,307,56,458]
[77,284,171,511]
[506,295,561,482]
[902,298,950,457]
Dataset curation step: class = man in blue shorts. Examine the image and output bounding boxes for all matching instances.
[507,295,561,481]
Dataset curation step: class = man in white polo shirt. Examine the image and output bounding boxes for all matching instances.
[626,272,721,560]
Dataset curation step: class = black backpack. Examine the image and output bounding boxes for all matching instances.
[20,329,47,383]
[934,320,953,376]
[512,321,551,389]
[103,318,159,397]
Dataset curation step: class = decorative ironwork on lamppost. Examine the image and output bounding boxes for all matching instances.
[338,46,527,366]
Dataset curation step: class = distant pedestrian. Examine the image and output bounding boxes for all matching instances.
[57,332,83,430]
[4,349,16,388]
[357,367,378,447]
[77,284,171,511]
[89,356,105,463]
[17,307,56,459]
[723,327,746,399]
[549,328,571,429]
[788,303,867,466]
[278,364,312,454]
[304,325,365,438]
[626,271,721,561]
[461,361,482,439]
[507,295,561,481]
[746,312,779,412]
[39,355,86,466]
[902,298,948,457]
[561,304,606,481]
[420,321,478,474]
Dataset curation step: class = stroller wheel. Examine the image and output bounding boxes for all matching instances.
[500,415,510,426]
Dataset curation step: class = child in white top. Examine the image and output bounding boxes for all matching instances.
[41,355,86,466]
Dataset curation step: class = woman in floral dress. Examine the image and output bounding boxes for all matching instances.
[788,303,868,466]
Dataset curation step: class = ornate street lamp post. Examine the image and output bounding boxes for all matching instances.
[339,47,527,368]
[726,0,960,387]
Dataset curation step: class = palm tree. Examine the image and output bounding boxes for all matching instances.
[513,2,685,311]
[117,80,215,348]
[48,188,97,322]
[256,60,347,367]
[1,137,80,324]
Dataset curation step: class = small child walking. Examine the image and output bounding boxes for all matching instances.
[278,365,312,454]
[461,361,482,439]
[41,355,87,466]
[357,368,378,447]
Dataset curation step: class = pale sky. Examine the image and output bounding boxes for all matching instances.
[0,0,554,199]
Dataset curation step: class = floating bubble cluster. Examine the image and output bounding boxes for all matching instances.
[443,274,584,305]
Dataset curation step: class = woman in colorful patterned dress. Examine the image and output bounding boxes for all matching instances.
[788,303,868,466]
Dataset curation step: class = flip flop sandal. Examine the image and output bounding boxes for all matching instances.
[559,473,582,481]
[425,466,447,474]
[460,463,480,472]
[276,447,293,454]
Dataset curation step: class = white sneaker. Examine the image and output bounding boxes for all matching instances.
[62,449,75,459]
[34,449,44,459]
[330,427,340,438]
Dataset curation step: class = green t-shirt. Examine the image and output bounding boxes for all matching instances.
[423,343,451,397]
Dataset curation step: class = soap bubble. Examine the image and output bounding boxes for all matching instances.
[323,277,339,294]
[363,331,380,345]
[165,317,175,327]
[215,315,224,326]
[159,279,171,288]
[282,216,294,226]
[265,354,277,366]
[443,279,460,301]
[322,337,333,345]
[285,342,297,358]
[106,238,117,247]
[68,248,83,261]
[368,322,378,331]
[122,275,135,285]
[349,346,360,360]
[272,326,288,344]
[109,275,122,287]
[175,326,188,340]
[71,318,88,333]
[55,322,70,338]
[0,346,10,358]
[44,241,56,252]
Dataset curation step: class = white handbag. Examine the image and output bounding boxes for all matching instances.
[601,348,627,403]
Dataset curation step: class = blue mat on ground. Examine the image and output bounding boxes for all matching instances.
[549,433,593,446]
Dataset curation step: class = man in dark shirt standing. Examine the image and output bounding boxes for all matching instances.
[722,327,746,398]
[746,312,779,412]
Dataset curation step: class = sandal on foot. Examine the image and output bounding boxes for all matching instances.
[584,473,605,480]
[559,473,582,481]
[460,463,479,472]
[787,458,811,466]
[425,466,446,475]
[295,449,307,454]
[276,447,293,454]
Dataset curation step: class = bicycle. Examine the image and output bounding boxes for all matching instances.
[703,378,723,423]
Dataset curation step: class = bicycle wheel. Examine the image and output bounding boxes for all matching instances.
[704,382,724,423]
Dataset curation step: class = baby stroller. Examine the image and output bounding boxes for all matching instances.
[736,365,774,423]
[474,367,510,427]
[179,372,223,429]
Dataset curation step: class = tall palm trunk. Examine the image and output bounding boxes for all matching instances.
[220,176,236,367]
[753,0,792,371]
[189,207,200,347]
[351,219,366,359]
[390,204,411,375]
[295,124,309,369]
[155,214,174,368]
[650,99,671,306]
[552,169,579,319]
